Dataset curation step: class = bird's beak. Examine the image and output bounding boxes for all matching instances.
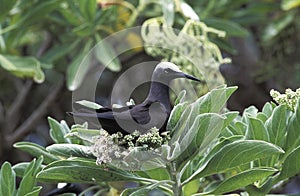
[181,72,202,82]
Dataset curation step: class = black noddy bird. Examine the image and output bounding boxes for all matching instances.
[70,62,201,135]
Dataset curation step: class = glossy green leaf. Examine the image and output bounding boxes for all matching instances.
[246,117,269,141]
[0,54,45,83]
[281,0,300,10]
[285,99,300,152]
[0,162,16,196]
[188,140,284,181]
[67,39,93,91]
[265,105,287,147]
[203,18,249,37]
[94,38,121,72]
[13,142,59,164]
[205,168,277,195]
[46,144,95,159]
[48,117,71,144]
[37,159,142,183]
[276,145,300,183]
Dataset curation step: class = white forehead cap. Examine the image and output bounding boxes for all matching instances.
[156,62,181,72]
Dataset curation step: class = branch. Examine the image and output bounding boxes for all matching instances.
[4,80,33,133]
[5,80,64,147]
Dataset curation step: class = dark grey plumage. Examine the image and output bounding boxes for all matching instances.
[70,62,201,135]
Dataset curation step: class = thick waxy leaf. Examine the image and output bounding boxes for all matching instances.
[14,142,59,164]
[37,159,143,183]
[188,140,284,181]
[171,86,237,141]
[0,162,16,196]
[121,181,169,196]
[16,157,43,196]
[276,145,300,183]
[48,117,71,144]
[203,168,277,195]
[265,105,287,147]
[46,144,95,159]
[174,113,225,169]
[12,162,31,177]
[0,54,44,83]
[246,117,269,141]
[76,100,103,109]
[66,128,101,143]
[285,99,300,152]
[24,186,42,196]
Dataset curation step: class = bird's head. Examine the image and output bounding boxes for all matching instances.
[152,62,202,83]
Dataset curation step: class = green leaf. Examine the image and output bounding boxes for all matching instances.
[0,54,45,83]
[174,113,225,168]
[167,101,188,131]
[40,40,80,64]
[67,39,93,91]
[14,142,59,164]
[203,18,249,37]
[78,0,96,21]
[205,168,277,195]
[37,159,142,183]
[284,99,300,153]
[76,100,103,109]
[66,128,101,143]
[161,0,175,26]
[0,0,17,21]
[18,0,61,27]
[24,186,42,196]
[246,117,269,142]
[46,144,95,159]
[281,0,300,10]
[262,12,295,42]
[48,117,71,144]
[12,162,31,177]
[276,145,300,183]
[265,105,287,147]
[121,181,168,196]
[17,157,43,196]
[0,162,16,196]
[171,86,237,141]
[94,38,122,72]
[188,140,284,180]
[262,102,274,118]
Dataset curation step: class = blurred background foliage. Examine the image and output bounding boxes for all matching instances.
[0,0,299,181]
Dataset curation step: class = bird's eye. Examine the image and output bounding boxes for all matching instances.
[164,70,169,73]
